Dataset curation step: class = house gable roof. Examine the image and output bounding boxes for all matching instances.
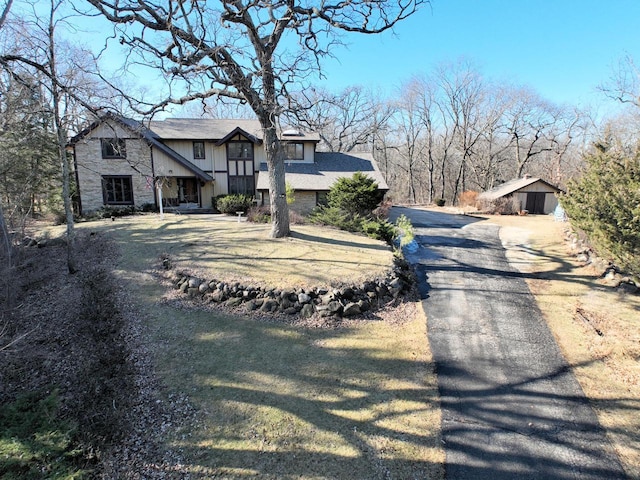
[214,126,262,146]
[147,118,321,143]
[70,114,213,182]
[478,176,562,200]
[256,151,389,191]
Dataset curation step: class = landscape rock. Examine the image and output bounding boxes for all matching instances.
[342,302,361,317]
[260,299,279,313]
[226,297,243,308]
[326,301,343,316]
[617,281,639,294]
[300,303,315,318]
[210,290,226,303]
[171,255,416,320]
[298,293,311,304]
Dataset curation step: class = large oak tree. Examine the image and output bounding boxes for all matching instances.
[86,0,424,237]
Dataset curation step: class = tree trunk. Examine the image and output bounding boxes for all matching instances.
[0,201,13,306]
[262,125,290,238]
[48,10,77,273]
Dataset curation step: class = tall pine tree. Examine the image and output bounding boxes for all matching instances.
[560,139,640,278]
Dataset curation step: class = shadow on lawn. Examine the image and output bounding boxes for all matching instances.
[87,215,392,288]
[155,315,443,479]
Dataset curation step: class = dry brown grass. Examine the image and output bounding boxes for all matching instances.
[40,213,443,478]
[488,214,640,479]
[68,214,394,290]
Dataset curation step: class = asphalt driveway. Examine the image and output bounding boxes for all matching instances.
[391,206,626,480]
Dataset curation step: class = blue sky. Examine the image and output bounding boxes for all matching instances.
[313,0,640,109]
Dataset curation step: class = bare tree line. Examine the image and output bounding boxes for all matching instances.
[290,59,597,206]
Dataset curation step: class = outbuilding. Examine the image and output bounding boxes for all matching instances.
[477,175,562,214]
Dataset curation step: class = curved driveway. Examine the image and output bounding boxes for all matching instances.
[391,207,626,480]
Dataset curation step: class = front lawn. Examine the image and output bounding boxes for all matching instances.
[72,214,444,478]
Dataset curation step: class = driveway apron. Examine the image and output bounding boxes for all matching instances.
[392,207,626,480]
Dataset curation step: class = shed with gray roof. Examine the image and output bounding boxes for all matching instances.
[477,175,562,214]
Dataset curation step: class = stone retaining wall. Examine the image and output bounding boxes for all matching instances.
[168,259,415,319]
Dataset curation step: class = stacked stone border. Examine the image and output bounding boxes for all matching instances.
[167,257,417,319]
[565,227,639,294]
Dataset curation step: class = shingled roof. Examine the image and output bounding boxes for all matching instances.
[256,151,388,191]
[148,118,321,143]
[478,176,561,200]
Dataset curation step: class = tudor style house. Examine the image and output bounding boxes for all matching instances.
[70,114,388,215]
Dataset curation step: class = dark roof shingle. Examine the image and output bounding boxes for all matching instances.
[256,151,388,191]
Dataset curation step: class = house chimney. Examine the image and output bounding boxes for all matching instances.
[523,173,532,179]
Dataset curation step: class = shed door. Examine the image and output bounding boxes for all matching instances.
[526,192,546,214]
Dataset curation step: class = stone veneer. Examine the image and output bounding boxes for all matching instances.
[74,137,155,213]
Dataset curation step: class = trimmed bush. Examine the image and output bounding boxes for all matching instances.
[215,194,254,215]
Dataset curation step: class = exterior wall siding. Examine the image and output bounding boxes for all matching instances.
[518,181,559,193]
[74,119,319,213]
[291,191,318,214]
[543,194,559,214]
[75,135,154,213]
[261,190,319,215]
[513,191,558,214]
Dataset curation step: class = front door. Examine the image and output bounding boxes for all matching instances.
[177,178,199,205]
[525,192,546,214]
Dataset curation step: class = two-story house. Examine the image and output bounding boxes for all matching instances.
[70,114,388,215]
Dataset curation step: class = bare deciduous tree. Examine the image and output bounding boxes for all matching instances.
[287,86,395,153]
[85,0,424,237]
[599,55,640,108]
[0,0,114,272]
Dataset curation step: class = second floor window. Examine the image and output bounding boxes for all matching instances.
[283,142,304,160]
[101,138,126,158]
[228,141,253,159]
[193,141,205,159]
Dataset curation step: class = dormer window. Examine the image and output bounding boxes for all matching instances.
[283,142,304,160]
[193,141,205,159]
[101,138,126,158]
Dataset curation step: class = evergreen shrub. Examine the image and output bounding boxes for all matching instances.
[560,141,640,278]
[215,194,254,215]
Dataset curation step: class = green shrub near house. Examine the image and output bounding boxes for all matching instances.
[327,171,385,216]
[308,172,402,244]
[215,194,254,215]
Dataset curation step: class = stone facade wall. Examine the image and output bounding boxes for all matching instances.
[75,136,154,213]
[291,191,318,215]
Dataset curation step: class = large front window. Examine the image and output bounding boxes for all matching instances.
[102,176,133,205]
[227,141,255,196]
